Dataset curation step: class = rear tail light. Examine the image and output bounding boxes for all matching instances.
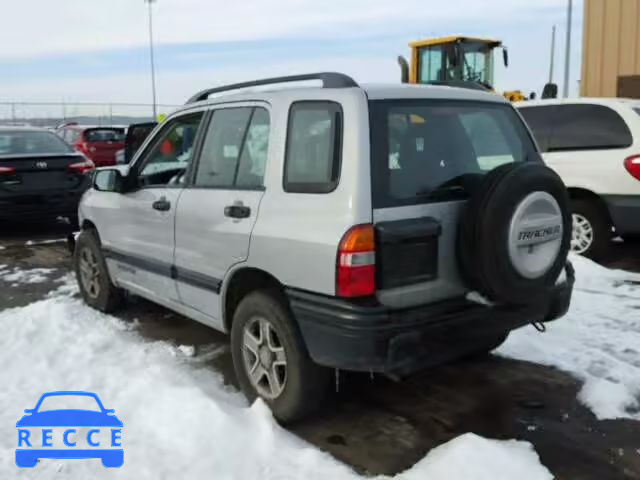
[624,155,640,181]
[0,166,16,175]
[67,159,95,175]
[336,224,376,298]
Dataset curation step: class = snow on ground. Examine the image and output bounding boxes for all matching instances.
[499,254,640,420]
[24,239,67,247]
[0,267,57,285]
[0,278,552,479]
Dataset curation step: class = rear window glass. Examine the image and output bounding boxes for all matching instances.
[0,130,73,156]
[370,100,536,208]
[84,128,125,143]
[634,107,640,117]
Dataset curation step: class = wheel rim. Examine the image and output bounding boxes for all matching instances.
[241,316,287,400]
[78,247,101,299]
[571,213,594,254]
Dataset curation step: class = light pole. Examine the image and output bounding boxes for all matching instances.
[145,0,158,119]
[563,0,573,98]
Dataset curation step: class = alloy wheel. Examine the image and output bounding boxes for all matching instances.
[571,213,594,254]
[241,316,288,399]
[78,247,101,299]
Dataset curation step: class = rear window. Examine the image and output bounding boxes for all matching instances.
[84,128,125,143]
[634,107,640,117]
[0,130,73,156]
[369,100,537,208]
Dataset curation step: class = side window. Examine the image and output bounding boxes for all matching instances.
[518,106,555,152]
[195,108,253,188]
[139,113,203,186]
[549,104,632,151]
[284,102,342,193]
[236,108,270,188]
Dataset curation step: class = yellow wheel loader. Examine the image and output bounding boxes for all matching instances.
[398,36,528,102]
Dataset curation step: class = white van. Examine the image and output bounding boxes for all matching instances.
[517,98,640,258]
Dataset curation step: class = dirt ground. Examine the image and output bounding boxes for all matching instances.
[1,221,639,479]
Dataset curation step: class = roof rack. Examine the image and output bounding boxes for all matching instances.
[186,72,359,104]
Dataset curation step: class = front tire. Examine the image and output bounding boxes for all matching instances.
[230,290,330,423]
[571,199,611,259]
[74,229,123,312]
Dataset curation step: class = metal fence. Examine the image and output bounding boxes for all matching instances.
[0,102,180,128]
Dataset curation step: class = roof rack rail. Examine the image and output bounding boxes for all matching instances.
[186,72,359,104]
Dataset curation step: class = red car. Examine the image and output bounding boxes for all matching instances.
[57,124,125,167]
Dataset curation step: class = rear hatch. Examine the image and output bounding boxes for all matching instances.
[368,99,538,308]
[0,130,89,194]
[82,128,125,167]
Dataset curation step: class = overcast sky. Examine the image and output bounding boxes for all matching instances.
[0,0,582,116]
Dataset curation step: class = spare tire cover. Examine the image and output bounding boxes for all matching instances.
[458,162,571,305]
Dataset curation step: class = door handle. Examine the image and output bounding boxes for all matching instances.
[152,197,171,211]
[224,203,251,219]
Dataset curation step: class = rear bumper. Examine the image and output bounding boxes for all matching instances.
[288,263,574,376]
[0,189,86,220]
[603,194,640,235]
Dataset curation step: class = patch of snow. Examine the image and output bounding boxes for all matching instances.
[0,267,56,284]
[0,277,553,479]
[25,238,66,246]
[499,254,640,420]
[466,291,494,306]
[178,344,196,357]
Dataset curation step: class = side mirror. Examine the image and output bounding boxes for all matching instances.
[502,47,509,67]
[104,409,115,414]
[24,409,34,414]
[93,168,124,193]
[397,56,410,83]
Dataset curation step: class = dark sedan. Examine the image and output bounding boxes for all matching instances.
[0,127,94,225]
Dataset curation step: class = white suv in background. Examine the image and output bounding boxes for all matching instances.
[517,98,640,258]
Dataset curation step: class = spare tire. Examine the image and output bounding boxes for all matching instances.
[458,162,571,305]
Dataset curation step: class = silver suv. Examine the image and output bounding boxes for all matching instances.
[74,73,575,422]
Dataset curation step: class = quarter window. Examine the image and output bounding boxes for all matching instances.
[284,102,342,193]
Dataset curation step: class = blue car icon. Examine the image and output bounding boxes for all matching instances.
[16,391,123,468]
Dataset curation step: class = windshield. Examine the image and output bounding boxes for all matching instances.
[37,394,102,412]
[369,100,537,208]
[461,42,494,85]
[0,130,73,156]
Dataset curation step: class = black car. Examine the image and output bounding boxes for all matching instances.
[0,127,94,225]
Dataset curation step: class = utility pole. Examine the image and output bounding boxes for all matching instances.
[549,25,557,84]
[563,0,573,97]
[145,0,158,119]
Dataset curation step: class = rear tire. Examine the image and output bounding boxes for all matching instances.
[230,290,330,423]
[74,229,123,312]
[571,199,611,259]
